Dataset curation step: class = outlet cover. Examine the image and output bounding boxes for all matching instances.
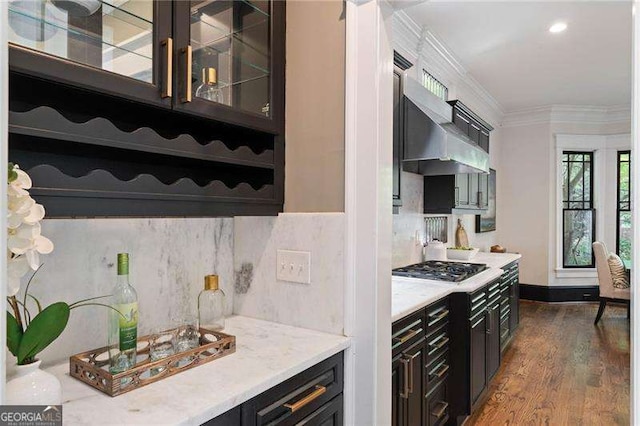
[276,249,311,284]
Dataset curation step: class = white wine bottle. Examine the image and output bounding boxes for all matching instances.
[108,253,139,375]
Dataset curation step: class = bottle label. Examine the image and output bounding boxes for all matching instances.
[116,302,138,351]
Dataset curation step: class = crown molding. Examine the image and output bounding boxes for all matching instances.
[502,104,632,128]
[392,11,505,126]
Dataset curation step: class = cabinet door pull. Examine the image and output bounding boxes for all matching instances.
[407,352,419,394]
[283,385,326,412]
[161,38,173,98]
[431,401,449,419]
[486,310,492,335]
[454,187,459,205]
[393,328,419,345]
[181,45,192,103]
[477,191,482,207]
[400,357,411,399]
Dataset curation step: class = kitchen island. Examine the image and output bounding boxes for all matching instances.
[48,316,350,425]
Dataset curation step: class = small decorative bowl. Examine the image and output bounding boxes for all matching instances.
[447,248,479,260]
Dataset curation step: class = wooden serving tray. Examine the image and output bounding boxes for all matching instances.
[69,327,236,396]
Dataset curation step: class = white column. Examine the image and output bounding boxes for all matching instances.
[344,0,393,424]
[0,0,9,403]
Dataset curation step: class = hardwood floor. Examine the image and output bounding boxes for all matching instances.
[467,301,630,425]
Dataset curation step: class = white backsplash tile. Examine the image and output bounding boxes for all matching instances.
[233,213,345,335]
[9,218,234,369]
[393,172,426,268]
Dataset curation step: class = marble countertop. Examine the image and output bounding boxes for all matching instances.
[49,316,350,425]
[392,252,521,322]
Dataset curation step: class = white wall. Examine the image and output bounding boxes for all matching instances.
[499,117,631,286]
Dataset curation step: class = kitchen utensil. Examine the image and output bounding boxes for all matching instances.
[455,219,469,248]
[424,240,447,261]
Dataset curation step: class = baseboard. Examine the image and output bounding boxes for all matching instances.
[520,284,600,302]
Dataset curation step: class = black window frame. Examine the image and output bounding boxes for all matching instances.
[561,151,596,268]
[616,150,631,261]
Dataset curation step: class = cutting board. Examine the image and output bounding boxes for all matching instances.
[455,219,469,248]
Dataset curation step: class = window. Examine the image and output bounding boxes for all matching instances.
[422,70,448,101]
[617,151,631,265]
[562,152,595,268]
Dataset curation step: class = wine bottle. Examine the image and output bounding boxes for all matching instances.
[108,253,139,375]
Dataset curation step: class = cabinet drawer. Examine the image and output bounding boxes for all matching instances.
[241,352,343,426]
[427,380,450,426]
[393,310,426,356]
[469,289,487,319]
[427,326,450,364]
[296,394,343,426]
[426,350,450,394]
[426,298,450,336]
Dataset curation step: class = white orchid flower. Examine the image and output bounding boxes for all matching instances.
[7,254,29,297]
[23,203,45,225]
[7,194,36,229]
[8,168,32,196]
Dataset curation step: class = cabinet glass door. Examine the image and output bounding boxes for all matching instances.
[9,0,153,82]
[190,0,270,116]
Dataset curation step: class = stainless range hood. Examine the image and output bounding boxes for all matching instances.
[401,75,489,176]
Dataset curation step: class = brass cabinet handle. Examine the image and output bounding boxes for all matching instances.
[400,357,411,399]
[454,187,459,205]
[429,334,449,352]
[393,328,418,345]
[428,309,449,325]
[160,38,172,98]
[284,385,326,412]
[181,45,192,103]
[431,401,449,419]
[430,363,450,379]
[406,352,419,394]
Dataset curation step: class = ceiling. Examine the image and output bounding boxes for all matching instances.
[404,1,632,112]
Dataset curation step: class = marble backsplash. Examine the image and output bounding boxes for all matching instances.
[9,218,234,369]
[233,213,345,335]
[393,172,426,268]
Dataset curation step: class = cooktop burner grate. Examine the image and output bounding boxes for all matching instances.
[392,260,487,283]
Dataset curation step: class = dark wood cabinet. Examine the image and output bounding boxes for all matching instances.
[8,0,286,218]
[486,283,502,381]
[206,352,344,426]
[469,308,488,408]
[447,100,493,154]
[392,52,412,213]
[392,298,450,426]
[424,172,489,214]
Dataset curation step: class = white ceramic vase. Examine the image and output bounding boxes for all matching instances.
[6,360,62,405]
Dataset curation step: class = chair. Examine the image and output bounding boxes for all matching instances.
[593,241,631,324]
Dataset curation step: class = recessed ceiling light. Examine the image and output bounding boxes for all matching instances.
[549,22,568,34]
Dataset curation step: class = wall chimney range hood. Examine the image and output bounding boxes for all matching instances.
[401,75,489,176]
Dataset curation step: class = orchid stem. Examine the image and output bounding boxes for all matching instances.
[7,296,24,332]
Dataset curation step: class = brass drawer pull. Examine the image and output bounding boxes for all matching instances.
[430,363,449,379]
[161,38,173,98]
[428,309,449,325]
[284,385,326,412]
[471,292,486,304]
[432,401,449,419]
[394,328,419,345]
[429,334,449,351]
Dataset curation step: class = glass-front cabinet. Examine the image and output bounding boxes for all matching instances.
[8,0,284,132]
[174,0,284,133]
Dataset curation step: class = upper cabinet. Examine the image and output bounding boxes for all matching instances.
[7,0,285,218]
[8,0,172,108]
[174,0,284,134]
[392,52,412,213]
[8,0,284,133]
[447,100,493,154]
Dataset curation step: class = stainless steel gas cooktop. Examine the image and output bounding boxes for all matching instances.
[392,260,487,283]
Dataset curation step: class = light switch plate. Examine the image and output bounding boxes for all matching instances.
[276,249,311,284]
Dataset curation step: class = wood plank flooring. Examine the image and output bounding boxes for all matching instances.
[467,301,630,425]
